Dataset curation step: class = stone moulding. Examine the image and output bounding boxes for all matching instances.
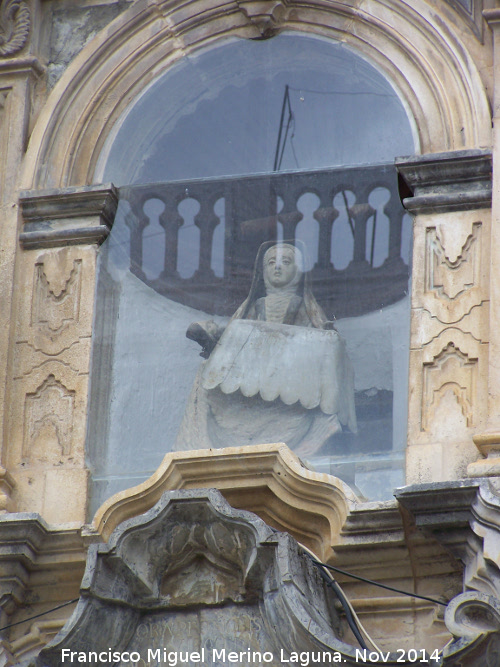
[0,511,84,637]
[19,184,118,249]
[33,489,353,666]
[0,466,15,512]
[396,150,492,214]
[88,443,358,560]
[32,489,500,667]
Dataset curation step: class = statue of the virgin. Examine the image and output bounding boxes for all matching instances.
[174,241,356,458]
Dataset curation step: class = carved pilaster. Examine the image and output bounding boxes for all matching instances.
[5,185,118,523]
[0,13,44,514]
[396,151,491,484]
[467,11,500,478]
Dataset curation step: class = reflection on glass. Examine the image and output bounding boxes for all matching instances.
[97,34,416,186]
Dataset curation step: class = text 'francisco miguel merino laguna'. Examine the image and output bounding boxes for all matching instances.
[60,648,347,665]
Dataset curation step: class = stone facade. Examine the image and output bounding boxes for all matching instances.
[2,0,500,665]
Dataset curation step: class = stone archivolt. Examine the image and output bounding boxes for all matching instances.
[19,0,491,192]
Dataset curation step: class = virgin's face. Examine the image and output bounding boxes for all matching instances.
[264,247,298,288]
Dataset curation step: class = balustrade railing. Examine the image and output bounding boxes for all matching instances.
[118,163,409,318]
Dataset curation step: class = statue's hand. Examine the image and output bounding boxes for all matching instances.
[323,320,337,331]
[186,320,224,359]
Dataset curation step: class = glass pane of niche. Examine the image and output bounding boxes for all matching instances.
[88,33,416,517]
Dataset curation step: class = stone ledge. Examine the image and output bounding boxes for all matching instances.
[395,149,492,214]
[19,184,118,249]
[0,57,44,77]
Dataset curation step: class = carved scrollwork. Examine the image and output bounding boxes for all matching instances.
[0,0,30,57]
[445,592,500,640]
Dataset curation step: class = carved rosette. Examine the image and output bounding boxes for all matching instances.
[0,0,30,57]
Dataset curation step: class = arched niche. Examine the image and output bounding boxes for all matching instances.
[84,26,418,511]
[21,0,491,190]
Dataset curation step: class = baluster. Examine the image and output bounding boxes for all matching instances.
[125,192,150,281]
[313,192,338,271]
[117,163,409,318]
[277,189,303,240]
[158,194,184,279]
[384,191,406,262]
[194,193,221,280]
[349,200,375,267]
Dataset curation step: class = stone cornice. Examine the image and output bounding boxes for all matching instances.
[483,9,500,28]
[19,184,118,249]
[395,480,480,562]
[87,444,359,559]
[0,56,44,78]
[395,149,492,214]
[0,512,86,626]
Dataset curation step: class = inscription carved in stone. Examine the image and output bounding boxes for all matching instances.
[426,222,481,300]
[23,374,75,460]
[422,342,476,431]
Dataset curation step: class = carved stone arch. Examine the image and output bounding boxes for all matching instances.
[21,0,491,190]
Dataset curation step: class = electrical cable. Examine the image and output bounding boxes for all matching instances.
[287,86,396,98]
[310,559,447,607]
[343,594,383,653]
[311,558,369,650]
[298,543,382,652]
[0,598,79,633]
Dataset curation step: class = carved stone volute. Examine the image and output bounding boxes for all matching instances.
[0,0,30,57]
